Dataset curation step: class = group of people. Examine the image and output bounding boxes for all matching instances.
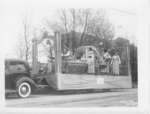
[103,49,121,76]
[61,46,121,76]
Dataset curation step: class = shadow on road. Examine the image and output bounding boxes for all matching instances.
[6,87,136,99]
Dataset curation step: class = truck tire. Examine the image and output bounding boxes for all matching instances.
[17,82,31,98]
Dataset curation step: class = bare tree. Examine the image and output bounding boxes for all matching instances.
[60,9,68,33]
[16,15,32,62]
[86,10,114,40]
[23,16,30,61]
[45,9,114,49]
[16,37,25,59]
[79,9,91,45]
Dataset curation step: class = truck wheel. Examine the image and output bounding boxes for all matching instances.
[17,82,31,98]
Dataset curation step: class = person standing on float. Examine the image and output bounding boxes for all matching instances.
[111,52,121,76]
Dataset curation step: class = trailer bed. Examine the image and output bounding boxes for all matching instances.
[45,73,132,90]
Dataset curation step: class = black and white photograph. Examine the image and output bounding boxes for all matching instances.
[1,0,150,113]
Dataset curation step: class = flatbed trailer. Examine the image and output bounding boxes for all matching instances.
[32,31,132,91]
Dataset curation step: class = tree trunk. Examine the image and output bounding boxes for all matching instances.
[80,12,89,46]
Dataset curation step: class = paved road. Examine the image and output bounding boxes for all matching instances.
[6,88,137,107]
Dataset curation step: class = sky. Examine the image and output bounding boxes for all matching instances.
[2,0,138,59]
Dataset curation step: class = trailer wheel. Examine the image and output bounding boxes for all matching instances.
[17,82,31,98]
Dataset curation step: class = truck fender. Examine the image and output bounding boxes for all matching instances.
[15,76,38,90]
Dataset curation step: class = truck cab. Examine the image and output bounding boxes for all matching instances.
[5,59,37,98]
